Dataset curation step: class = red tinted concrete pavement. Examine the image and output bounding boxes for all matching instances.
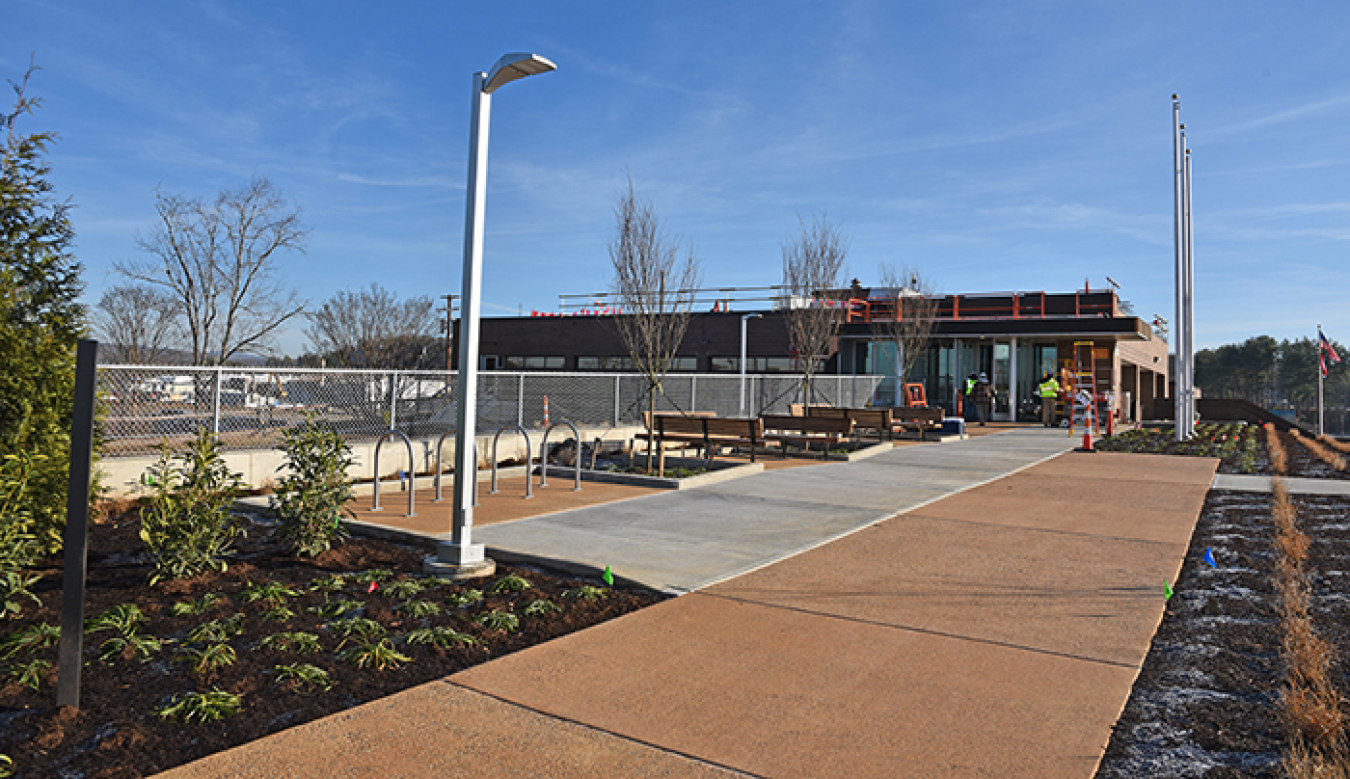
[156,449,1216,779]
[158,682,744,778]
[451,451,1216,778]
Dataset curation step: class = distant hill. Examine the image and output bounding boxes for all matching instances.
[94,344,269,367]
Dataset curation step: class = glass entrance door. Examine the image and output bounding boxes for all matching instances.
[992,341,1012,421]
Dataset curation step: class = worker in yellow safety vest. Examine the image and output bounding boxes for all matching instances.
[1038,372,1061,427]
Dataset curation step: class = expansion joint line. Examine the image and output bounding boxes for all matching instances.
[442,681,765,778]
[693,591,1138,670]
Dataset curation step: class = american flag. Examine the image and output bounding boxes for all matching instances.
[1319,327,1341,378]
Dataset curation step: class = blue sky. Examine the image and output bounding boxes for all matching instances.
[9,1,1350,356]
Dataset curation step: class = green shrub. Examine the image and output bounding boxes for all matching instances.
[269,418,354,558]
[138,429,244,585]
[0,455,42,619]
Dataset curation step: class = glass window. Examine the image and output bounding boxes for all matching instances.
[503,356,564,370]
[710,357,739,372]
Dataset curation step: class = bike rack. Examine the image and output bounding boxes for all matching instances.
[371,429,415,517]
[432,429,479,506]
[491,425,534,499]
[539,420,582,491]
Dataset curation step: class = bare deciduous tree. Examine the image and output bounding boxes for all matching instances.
[92,284,182,364]
[608,178,701,469]
[872,264,938,406]
[115,177,307,365]
[305,283,439,368]
[780,214,849,404]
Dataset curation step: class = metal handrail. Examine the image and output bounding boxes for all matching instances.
[491,425,534,499]
[371,429,415,517]
[432,429,480,506]
[539,420,582,491]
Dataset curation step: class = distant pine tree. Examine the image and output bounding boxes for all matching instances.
[1,63,87,554]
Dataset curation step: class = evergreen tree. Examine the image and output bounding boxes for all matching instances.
[1,64,86,554]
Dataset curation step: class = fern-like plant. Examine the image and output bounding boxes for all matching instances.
[155,689,242,722]
[445,588,484,608]
[170,592,225,617]
[474,609,519,632]
[562,585,610,601]
[399,599,442,619]
[401,626,478,649]
[175,643,237,674]
[258,631,323,654]
[0,622,59,658]
[138,429,244,585]
[274,663,332,694]
[186,614,245,644]
[488,574,532,593]
[269,418,354,558]
[6,658,50,691]
[522,599,563,617]
[340,638,410,670]
[240,581,299,606]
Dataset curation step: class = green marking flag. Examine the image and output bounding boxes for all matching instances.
[1163,580,1173,600]
[602,566,614,587]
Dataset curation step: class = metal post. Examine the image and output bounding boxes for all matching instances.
[444,70,493,569]
[57,339,98,708]
[388,371,399,431]
[740,313,761,416]
[212,367,222,435]
[517,373,525,427]
[1183,146,1195,439]
[613,374,621,427]
[1172,97,1186,441]
[690,374,697,414]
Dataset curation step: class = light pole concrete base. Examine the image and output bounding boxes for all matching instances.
[423,541,495,579]
[423,554,496,579]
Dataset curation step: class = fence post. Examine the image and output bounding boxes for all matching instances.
[212,367,222,435]
[613,374,621,427]
[517,373,525,427]
[691,375,698,413]
[389,371,398,430]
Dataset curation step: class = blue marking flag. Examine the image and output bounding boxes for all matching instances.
[1203,547,1217,568]
[602,565,614,587]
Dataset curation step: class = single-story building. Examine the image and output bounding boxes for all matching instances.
[460,287,1170,423]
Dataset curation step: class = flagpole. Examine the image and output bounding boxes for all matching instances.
[1319,323,1325,436]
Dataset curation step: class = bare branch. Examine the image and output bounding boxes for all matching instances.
[872,264,939,405]
[92,285,183,364]
[305,283,439,368]
[780,214,849,403]
[607,177,702,468]
[114,177,307,365]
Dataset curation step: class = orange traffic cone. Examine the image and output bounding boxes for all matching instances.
[1080,429,1096,452]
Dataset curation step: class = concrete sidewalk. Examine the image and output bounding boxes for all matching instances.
[159,432,1217,779]
[477,428,1077,593]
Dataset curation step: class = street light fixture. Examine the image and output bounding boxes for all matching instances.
[740,313,762,417]
[430,52,556,577]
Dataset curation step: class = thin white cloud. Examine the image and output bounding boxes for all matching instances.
[1212,94,1350,137]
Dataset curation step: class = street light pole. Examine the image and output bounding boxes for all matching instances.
[740,313,762,417]
[431,53,555,577]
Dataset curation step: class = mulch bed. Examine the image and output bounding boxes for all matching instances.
[1096,426,1350,778]
[0,509,664,778]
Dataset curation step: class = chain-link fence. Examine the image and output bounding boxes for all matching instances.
[98,366,884,458]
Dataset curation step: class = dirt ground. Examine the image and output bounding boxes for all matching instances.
[0,512,663,778]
